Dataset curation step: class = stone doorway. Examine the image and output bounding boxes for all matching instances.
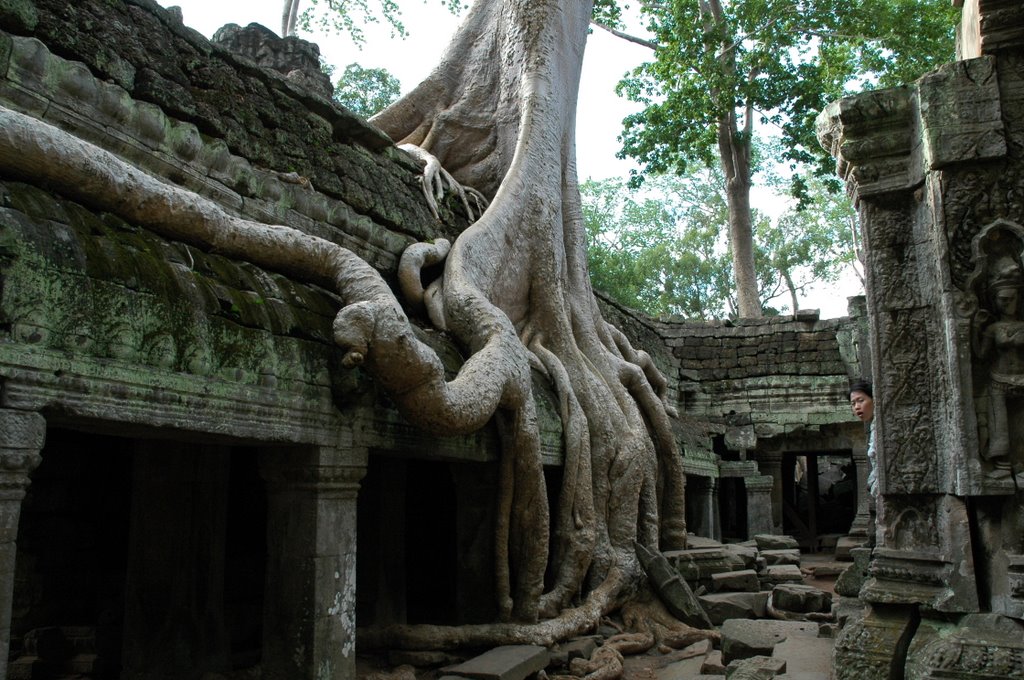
[780,451,856,552]
[10,428,267,678]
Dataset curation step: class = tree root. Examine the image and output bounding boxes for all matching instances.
[399,143,489,222]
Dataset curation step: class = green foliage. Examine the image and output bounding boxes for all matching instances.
[582,175,733,319]
[582,168,861,319]
[334,63,401,116]
[617,0,959,185]
[297,0,466,46]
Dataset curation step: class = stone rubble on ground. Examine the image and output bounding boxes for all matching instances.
[421,534,843,680]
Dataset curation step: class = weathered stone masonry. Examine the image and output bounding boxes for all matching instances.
[818,1,1024,677]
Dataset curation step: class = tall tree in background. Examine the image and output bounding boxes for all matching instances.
[333,63,401,116]
[616,0,958,318]
[582,172,858,319]
[280,0,463,40]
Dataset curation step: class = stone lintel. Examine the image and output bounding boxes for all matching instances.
[816,86,919,203]
[957,0,1024,58]
[919,55,1006,170]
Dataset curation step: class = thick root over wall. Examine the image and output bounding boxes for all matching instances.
[0,0,702,670]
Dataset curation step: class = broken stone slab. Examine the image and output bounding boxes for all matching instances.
[771,636,833,676]
[759,564,804,588]
[665,547,738,582]
[722,543,759,569]
[702,650,727,675]
[699,591,770,624]
[444,645,549,680]
[760,549,801,567]
[712,569,761,592]
[753,535,799,551]
[833,547,871,597]
[770,584,832,614]
[636,542,714,629]
[721,619,818,664]
[725,655,787,679]
[655,653,705,680]
[776,674,827,680]
[833,535,866,561]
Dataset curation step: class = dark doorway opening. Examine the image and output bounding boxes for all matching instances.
[12,428,266,678]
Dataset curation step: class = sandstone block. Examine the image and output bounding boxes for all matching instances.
[754,535,800,551]
[760,549,801,567]
[725,655,786,679]
[712,569,761,592]
[721,620,818,664]
[771,584,832,614]
[699,591,769,624]
[445,645,549,680]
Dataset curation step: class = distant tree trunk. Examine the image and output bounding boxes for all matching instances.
[281,0,299,37]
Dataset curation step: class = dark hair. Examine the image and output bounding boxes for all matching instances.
[849,380,872,399]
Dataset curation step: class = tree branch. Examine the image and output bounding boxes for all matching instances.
[590,20,657,51]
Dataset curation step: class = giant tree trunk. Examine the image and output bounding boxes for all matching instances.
[373,0,689,626]
[0,0,693,649]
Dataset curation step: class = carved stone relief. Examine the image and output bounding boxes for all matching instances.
[966,221,1024,480]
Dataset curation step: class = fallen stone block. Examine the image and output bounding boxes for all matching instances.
[721,620,818,664]
[753,534,799,551]
[833,535,866,561]
[637,542,714,629]
[712,569,761,592]
[776,674,827,680]
[771,636,833,676]
[656,654,705,680]
[665,547,738,582]
[725,655,786,679]
[771,584,832,614]
[702,650,727,674]
[759,564,804,587]
[760,549,801,567]
[699,591,769,624]
[445,645,549,680]
[722,543,759,570]
[548,637,599,668]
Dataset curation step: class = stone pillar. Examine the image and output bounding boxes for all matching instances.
[709,478,721,542]
[686,476,712,539]
[0,410,44,678]
[745,475,774,538]
[758,453,784,534]
[260,445,367,680]
[847,429,871,537]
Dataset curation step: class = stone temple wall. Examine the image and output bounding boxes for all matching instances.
[818,0,1024,676]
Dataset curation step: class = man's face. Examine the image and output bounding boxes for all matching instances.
[850,390,873,423]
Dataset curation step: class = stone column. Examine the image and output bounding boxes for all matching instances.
[847,429,871,537]
[687,476,714,539]
[0,410,45,678]
[745,475,774,538]
[709,478,721,542]
[260,445,367,680]
[758,452,784,534]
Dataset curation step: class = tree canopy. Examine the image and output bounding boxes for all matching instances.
[617,0,959,187]
[333,63,402,116]
[582,169,859,319]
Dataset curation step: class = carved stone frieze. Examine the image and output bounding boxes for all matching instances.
[906,614,1024,679]
[919,56,1006,171]
[832,606,917,680]
[816,87,918,202]
[865,495,978,613]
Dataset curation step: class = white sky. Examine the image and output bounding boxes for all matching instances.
[159,0,862,318]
